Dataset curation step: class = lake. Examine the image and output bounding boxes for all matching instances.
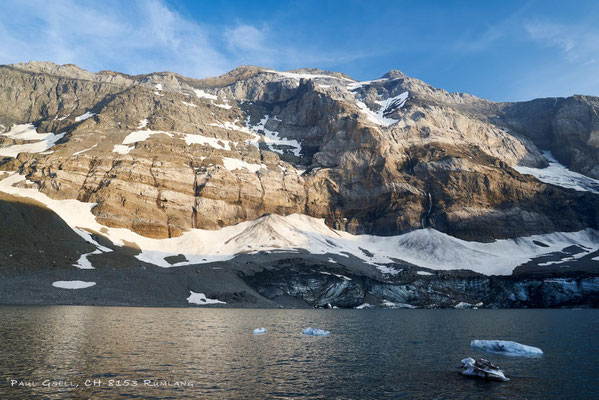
[0,307,598,399]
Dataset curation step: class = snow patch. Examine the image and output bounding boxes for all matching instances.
[253,328,267,335]
[265,70,353,83]
[354,92,408,127]
[112,145,133,155]
[248,116,302,157]
[74,112,96,122]
[320,271,352,281]
[184,134,232,150]
[186,291,226,305]
[514,151,599,193]
[52,281,96,289]
[181,101,197,108]
[73,249,103,269]
[193,89,217,100]
[347,78,390,91]
[222,157,264,172]
[122,129,173,145]
[72,143,98,156]
[112,129,174,154]
[0,124,65,157]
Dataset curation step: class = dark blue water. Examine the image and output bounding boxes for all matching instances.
[0,307,598,399]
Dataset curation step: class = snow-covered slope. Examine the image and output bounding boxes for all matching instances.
[0,123,65,157]
[1,172,597,276]
[515,151,599,193]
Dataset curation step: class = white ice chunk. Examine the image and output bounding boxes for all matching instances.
[302,327,330,336]
[470,340,543,356]
[52,280,96,289]
[460,357,509,382]
[514,151,599,193]
[382,301,417,309]
[253,327,267,335]
[186,291,226,305]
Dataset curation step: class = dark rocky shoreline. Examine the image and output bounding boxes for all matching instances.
[1,255,598,309]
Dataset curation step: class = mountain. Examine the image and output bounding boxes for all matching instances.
[1,61,598,308]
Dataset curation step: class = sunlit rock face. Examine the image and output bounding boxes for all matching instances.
[1,61,599,241]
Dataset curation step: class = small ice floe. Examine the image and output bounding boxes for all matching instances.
[52,280,96,289]
[253,327,267,335]
[471,340,543,356]
[302,327,330,336]
[460,357,509,382]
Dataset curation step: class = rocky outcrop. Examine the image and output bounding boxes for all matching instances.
[241,259,599,309]
[1,61,599,242]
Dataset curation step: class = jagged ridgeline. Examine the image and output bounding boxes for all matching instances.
[0,61,598,308]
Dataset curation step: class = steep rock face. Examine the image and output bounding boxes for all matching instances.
[498,95,599,179]
[241,259,599,308]
[1,62,598,241]
[551,96,599,178]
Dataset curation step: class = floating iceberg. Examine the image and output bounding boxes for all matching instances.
[253,328,267,335]
[460,357,509,382]
[302,327,330,336]
[471,340,543,356]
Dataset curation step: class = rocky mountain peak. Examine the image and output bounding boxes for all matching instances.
[0,61,598,244]
[381,69,407,79]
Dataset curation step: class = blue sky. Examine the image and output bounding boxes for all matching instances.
[1,0,598,101]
